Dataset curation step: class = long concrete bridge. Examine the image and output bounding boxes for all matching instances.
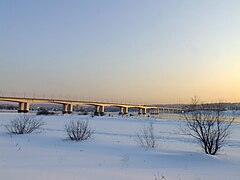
[0,96,183,115]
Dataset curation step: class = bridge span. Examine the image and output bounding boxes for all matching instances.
[0,96,183,115]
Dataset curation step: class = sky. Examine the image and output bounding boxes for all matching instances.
[1,0,240,104]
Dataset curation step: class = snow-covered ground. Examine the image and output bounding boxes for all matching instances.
[0,113,240,180]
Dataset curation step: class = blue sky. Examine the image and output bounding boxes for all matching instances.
[1,0,240,104]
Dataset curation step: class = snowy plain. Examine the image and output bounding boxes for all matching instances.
[0,112,240,180]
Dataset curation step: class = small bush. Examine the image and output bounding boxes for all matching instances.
[65,120,94,141]
[6,115,44,134]
[136,123,158,148]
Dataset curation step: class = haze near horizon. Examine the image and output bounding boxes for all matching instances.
[1,0,240,104]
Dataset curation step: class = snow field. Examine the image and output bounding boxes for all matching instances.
[0,113,240,180]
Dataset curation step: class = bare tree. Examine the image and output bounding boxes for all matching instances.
[136,123,158,148]
[6,115,44,134]
[65,120,94,141]
[183,97,234,155]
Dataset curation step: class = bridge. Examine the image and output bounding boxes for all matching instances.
[0,96,183,115]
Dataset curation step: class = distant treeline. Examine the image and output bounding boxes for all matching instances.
[182,103,240,111]
[0,104,18,110]
[154,103,240,111]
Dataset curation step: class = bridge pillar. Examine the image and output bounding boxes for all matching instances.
[138,108,143,114]
[63,104,68,114]
[68,104,73,114]
[124,107,128,114]
[94,105,100,116]
[18,102,29,113]
[18,102,25,113]
[119,107,124,115]
[100,106,105,116]
[143,108,147,115]
[100,106,104,112]
[24,102,29,113]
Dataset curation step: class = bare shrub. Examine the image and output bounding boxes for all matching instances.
[136,123,158,148]
[183,97,234,155]
[65,120,94,141]
[154,172,166,180]
[6,115,44,134]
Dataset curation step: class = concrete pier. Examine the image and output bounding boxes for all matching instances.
[100,106,105,116]
[68,104,73,114]
[18,102,29,113]
[63,104,68,114]
[119,107,124,114]
[94,105,100,116]
[143,108,147,115]
[124,107,128,114]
